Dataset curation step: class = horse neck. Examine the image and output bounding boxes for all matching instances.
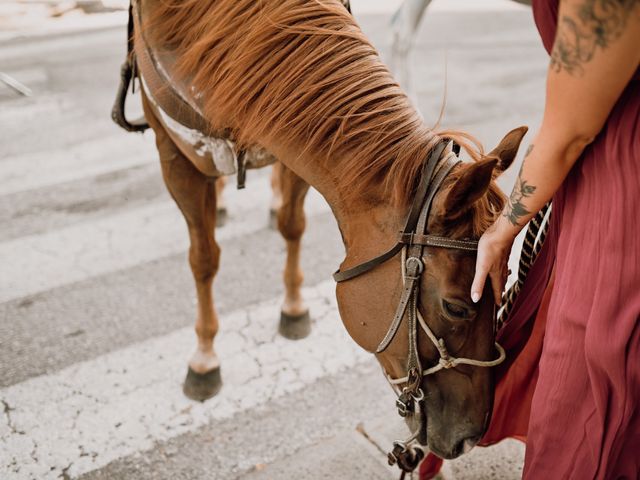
[261,138,410,262]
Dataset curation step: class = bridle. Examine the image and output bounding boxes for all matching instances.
[333,140,506,477]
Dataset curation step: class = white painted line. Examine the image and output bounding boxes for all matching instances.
[0,178,331,303]
[0,10,127,44]
[0,280,369,479]
[0,133,156,196]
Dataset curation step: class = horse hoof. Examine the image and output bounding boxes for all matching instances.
[216,207,228,228]
[278,310,311,340]
[268,208,278,230]
[183,366,222,401]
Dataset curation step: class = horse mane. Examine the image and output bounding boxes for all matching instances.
[145,0,503,230]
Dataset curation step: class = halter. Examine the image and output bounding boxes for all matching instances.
[333,140,506,475]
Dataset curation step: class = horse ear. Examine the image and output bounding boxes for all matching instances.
[443,158,498,216]
[488,126,528,174]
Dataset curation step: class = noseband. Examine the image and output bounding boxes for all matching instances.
[333,140,506,475]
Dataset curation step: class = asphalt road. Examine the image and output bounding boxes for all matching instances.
[0,4,547,479]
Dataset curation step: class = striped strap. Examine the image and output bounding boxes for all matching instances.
[497,202,552,330]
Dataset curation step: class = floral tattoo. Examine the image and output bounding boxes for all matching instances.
[551,0,640,75]
[504,145,537,227]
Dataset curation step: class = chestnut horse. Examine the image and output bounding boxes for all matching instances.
[129,0,526,466]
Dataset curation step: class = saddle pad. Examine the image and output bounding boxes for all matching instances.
[135,0,277,177]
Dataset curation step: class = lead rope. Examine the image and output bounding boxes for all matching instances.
[497,202,552,329]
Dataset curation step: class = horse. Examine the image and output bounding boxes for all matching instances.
[120,0,527,470]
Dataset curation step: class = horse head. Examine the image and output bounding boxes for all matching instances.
[336,127,527,460]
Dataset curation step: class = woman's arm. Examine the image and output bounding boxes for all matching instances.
[471,0,640,304]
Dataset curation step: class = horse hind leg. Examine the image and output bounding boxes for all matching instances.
[275,162,312,340]
[215,176,228,227]
[141,94,222,401]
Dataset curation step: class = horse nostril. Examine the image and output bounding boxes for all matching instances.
[450,435,480,458]
[430,434,481,459]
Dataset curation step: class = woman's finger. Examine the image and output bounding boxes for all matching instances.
[471,255,489,303]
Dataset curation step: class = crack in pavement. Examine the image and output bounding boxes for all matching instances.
[60,462,73,480]
[0,281,369,479]
[1,398,24,435]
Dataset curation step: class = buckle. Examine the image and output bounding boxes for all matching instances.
[404,257,423,275]
[396,394,412,417]
[388,441,406,466]
[396,388,424,417]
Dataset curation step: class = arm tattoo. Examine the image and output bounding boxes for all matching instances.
[551,0,640,75]
[504,145,537,227]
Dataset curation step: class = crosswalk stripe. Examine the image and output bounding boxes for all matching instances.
[0,133,156,196]
[0,279,369,479]
[0,177,331,304]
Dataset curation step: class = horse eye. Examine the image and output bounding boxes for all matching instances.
[443,300,470,319]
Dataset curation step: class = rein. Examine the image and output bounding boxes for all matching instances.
[333,141,506,476]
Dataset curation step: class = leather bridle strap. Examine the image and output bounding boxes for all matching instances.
[332,141,447,283]
[376,156,461,354]
[332,242,404,283]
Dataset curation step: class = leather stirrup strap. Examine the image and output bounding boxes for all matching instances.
[111,2,149,133]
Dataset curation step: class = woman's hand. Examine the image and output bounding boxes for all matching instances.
[471,217,517,305]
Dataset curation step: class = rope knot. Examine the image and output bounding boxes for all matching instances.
[439,357,455,369]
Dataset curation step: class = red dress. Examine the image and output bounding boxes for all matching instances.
[421,1,640,478]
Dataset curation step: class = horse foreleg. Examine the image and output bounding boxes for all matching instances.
[275,163,311,340]
[215,176,228,227]
[141,94,222,401]
[182,199,222,401]
[269,164,283,230]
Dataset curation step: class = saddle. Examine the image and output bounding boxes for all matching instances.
[111,0,352,186]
